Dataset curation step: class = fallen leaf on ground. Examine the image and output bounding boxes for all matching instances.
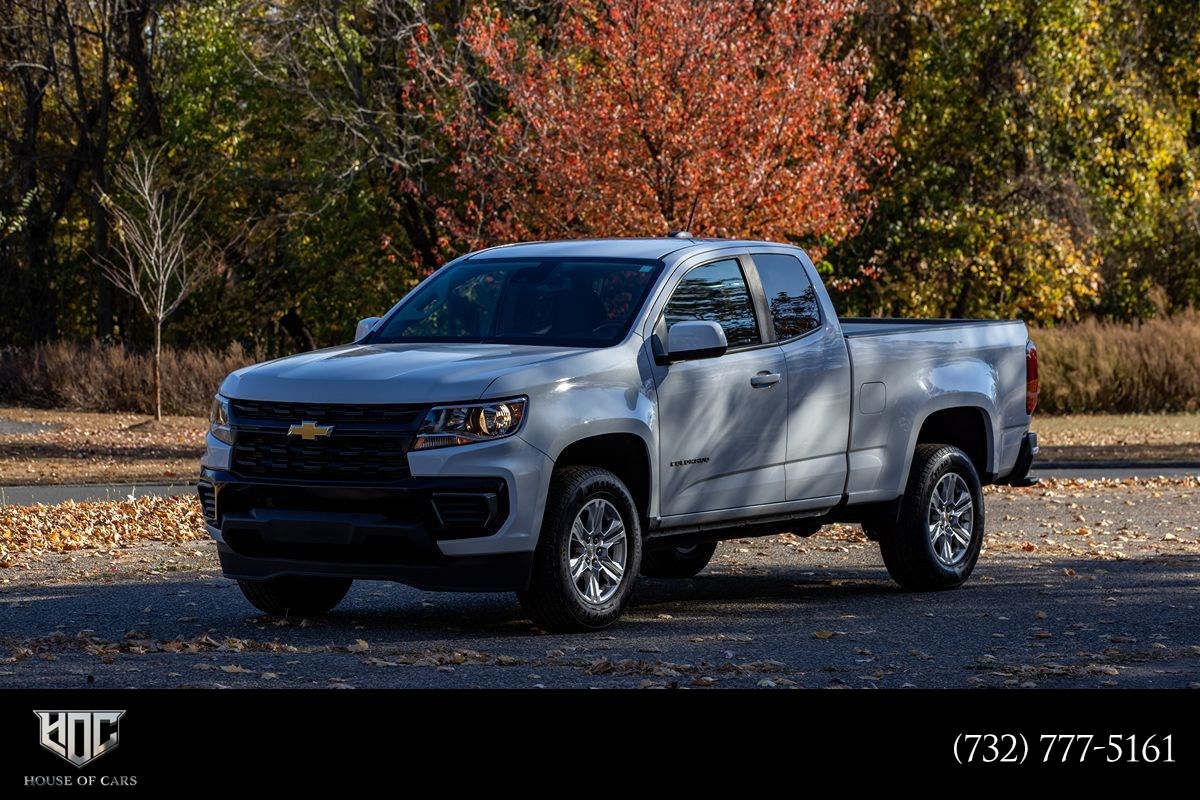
[364,658,400,668]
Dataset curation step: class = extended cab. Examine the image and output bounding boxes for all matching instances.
[200,237,1039,630]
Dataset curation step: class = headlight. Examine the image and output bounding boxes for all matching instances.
[209,395,234,444]
[411,398,527,451]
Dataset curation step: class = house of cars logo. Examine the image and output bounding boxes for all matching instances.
[34,711,124,768]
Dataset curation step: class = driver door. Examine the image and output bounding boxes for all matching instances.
[650,258,788,518]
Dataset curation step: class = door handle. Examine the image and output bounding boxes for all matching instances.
[751,371,781,388]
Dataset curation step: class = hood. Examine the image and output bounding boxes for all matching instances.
[219,342,585,404]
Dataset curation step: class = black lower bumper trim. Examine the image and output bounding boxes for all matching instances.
[201,468,530,591]
[216,541,534,592]
[998,431,1039,487]
[199,467,509,541]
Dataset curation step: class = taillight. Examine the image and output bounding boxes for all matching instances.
[1025,340,1039,415]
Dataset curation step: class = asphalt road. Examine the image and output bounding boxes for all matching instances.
[0,483,197,508]
[2,481,1197,689]
[0,420,60,436]
[1034,466,1200,479]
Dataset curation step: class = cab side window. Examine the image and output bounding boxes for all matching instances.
[662,259,760,348]
[753,253,822,340]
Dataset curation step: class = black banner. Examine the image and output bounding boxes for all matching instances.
[2,689,1195,789]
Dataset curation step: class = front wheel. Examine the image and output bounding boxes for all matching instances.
[237,576,352,616]
[517,467,642,631]
[879,444,984,590]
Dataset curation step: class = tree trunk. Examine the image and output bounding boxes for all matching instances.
[951,277,972,319]
[122,2,163,140]
[397,190,444,273]
[154,322,163,421]
[279,308,316,353]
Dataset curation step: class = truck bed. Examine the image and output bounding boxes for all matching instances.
[839,317,1030,503]
[839,317,1022,337]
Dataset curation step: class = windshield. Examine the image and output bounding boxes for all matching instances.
[368,258,663,347]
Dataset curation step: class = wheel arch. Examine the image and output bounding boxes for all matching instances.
[553,432,654,525]
[902,404,996,489]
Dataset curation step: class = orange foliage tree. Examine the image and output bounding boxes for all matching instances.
[447,0,897,257]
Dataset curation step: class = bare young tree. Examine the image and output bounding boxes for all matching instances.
[98,146,219,420]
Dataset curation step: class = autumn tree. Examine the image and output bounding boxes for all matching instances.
[4,0,1199,359]
[834,0,1200,323]
[0,0,167,342]
[453,0,896,254]
[249,0,485,274]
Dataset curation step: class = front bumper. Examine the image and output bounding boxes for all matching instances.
[199,434,553,591]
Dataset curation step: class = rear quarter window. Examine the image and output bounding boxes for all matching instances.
[753,253,822,340]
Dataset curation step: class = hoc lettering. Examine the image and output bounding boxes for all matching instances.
[34,711,125,768]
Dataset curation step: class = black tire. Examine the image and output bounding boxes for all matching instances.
[641,541,718,578]
[879,444,984,590]
[517,466,642,632]
[237,577,353,616]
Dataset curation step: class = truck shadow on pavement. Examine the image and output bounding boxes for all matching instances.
[3,567,904,640]
[4,555,1198,647]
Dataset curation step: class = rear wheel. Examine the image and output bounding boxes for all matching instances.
[641,541,718,578]
[879,444,984,590]
[518,466,642,631]
[237,577,352,616]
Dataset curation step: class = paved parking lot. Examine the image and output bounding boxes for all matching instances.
[1,479,1198,689]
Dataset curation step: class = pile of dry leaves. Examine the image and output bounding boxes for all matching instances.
[0,496,205,568]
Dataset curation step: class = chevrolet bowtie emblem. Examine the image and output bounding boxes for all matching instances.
[287,420,334,440]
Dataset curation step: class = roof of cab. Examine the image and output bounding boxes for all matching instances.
[463,237,736,262]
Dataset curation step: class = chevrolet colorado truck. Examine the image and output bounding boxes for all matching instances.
[200,237,1039,631]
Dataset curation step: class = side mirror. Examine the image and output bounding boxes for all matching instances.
[665,321,728,362]
[355,316,381,341]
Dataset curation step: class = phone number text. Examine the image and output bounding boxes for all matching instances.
[953,734,1175,764]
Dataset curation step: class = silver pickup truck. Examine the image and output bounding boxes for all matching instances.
[200,237,1039,630]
